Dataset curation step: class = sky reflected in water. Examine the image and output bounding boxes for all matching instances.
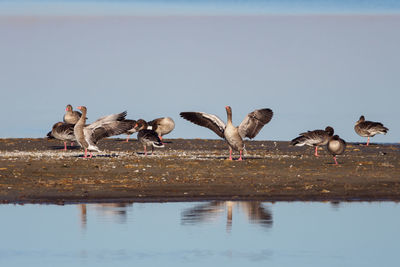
[1,201,399,266]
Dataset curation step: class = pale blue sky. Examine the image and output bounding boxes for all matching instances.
[1,0,400,16]
[0,1,399,142]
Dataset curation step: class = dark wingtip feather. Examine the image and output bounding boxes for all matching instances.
[179,112,198,124]
[255,108,273,124]
[290,136,304,146]
[46,131,54,139]
[117,111,128,121]
[180,112,191,118]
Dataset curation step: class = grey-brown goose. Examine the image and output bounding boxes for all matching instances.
[134,119,164,156]
[147,117,175,140]
[290,126,334,156]
[180,106,273,161]
[47,122,76,151]
[63,104,82,124]
[354,115,388,146]
[74,106,134,158]
[327,135,346,165]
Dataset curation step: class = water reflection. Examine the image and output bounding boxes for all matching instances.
[181,201,273,231]
[1,202,399,266]
[79,203,133,229]
[330,201,341,210]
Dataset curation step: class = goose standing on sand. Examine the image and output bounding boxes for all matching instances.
[63,104,82,124]
[47,122,76,151]
[354,115,388,146]
[147,117,175,141]
[180,106,273,161]
[290,126,334,156]
[134,119,164,156]
[74,106,135,158]
[327,135,346,165]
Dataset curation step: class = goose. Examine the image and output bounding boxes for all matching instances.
[123,119,137,142]
[47,122,76,151]
[134,119,164,156]
[74,106,135,158]
[354,115,388,146]
[290,126,334,156]
[180,106,273,161]
[63,104,82,124]
[327,135,346,165]
[147,117,175,140]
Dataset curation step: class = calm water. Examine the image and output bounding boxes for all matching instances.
[1,201,399,266]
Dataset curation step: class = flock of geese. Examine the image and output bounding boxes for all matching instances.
[47,105,389,164]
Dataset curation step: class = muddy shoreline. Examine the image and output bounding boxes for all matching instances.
[0,138,399,204]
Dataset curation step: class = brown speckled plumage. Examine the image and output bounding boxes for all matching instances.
[354,115,388,145]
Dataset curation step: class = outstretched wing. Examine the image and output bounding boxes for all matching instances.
[238,108,273,139]
[180,112,225,138]
[83,112,134,144]
[87,111,127,130]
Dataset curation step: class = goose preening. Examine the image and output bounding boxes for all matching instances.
[123,119,137,142]
[63,104,82,124]
[74,106,135,158]
[47,122,76,151]
[180,106,273,161]
[147,117,175,141]
[327,135,346,165]
[354,115,388,146]
[290,126,334,157]
[134,119,164,156]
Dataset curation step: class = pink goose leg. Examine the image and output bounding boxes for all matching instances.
[314,146,319,157]
[238,150,243,161]
[229,149,233,160]
[333,156,338,165]
[366,137,370,146]
[64,142,67,151]
[125,135,130,142]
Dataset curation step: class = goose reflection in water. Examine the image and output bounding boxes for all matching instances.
[181,201,273,231]
[79,203,133,229]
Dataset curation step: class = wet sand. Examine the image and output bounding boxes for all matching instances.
[0,138,399,204]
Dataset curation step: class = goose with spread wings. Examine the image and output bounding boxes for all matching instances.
[74,106,135,158]
[180,106,273,160]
